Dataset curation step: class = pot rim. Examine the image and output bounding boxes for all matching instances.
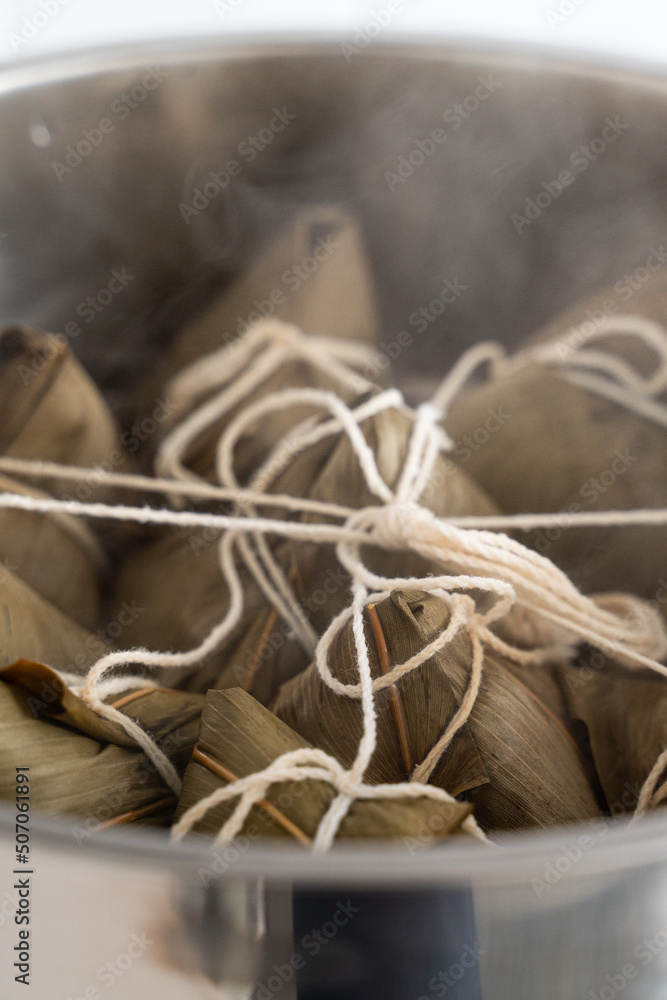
[2,32,667,99]
[1,33,666,886]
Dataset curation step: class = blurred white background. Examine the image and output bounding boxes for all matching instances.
[0,0,665,68]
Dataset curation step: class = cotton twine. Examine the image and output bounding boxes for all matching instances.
[1,316,667,845]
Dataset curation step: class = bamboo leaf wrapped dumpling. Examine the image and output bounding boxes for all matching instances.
[275,402,501,634]
[0,473,105,630]
[444,287,667,598]
[273,591,488,796]
[211,590,310,706]
[173,687,474,845]
[273,590,603,832]
[0,567,109,673]
[0,659,204,830]
[111,384,501,694]
[109,329,382,677]
[207,400,503,702]
[153,331,375,486]
[0,324,130,500]
[109,527,274,691]
[145,204,380,397]
[557,655,667,815]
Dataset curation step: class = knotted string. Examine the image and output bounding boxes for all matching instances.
[0,316,666,840]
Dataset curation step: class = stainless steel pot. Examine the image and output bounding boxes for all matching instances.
[1,37,667,1000]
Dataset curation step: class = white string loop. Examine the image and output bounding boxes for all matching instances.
[2,315,667,838]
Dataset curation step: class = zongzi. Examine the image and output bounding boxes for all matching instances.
[445,301,667,598]
[174,687,473,844]
[274,590,603,832]
[0,659,204,830]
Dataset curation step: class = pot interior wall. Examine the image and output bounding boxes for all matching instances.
[2,46,667,413]
[1,43,667,1000]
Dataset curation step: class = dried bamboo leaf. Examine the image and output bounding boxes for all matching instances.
[445,316,667,599]
[306,405,500,520]
[0,659,203,757]
[0,325,128,501]
[175,687,473,843]
[212,601,310,706]
[0,658,133,745]
[487,602,577,661]
[0,682,173,828]
[461,654,604,831]
[410,593,604,831]
[110,528,272,690]
[529,269,667,367]
[111,398,499,694]
[491,654,612,808]
[273,591,487,796]
[281,404,501,634]
[174,356,367,486]
[496,655,573,733]
[275,590,603,832]
[0,567,108,673]
[0,472,104,629]
[153,205,379,391]
[0,325,67,450]
[557,657,667,813]
[0,668,204,828]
